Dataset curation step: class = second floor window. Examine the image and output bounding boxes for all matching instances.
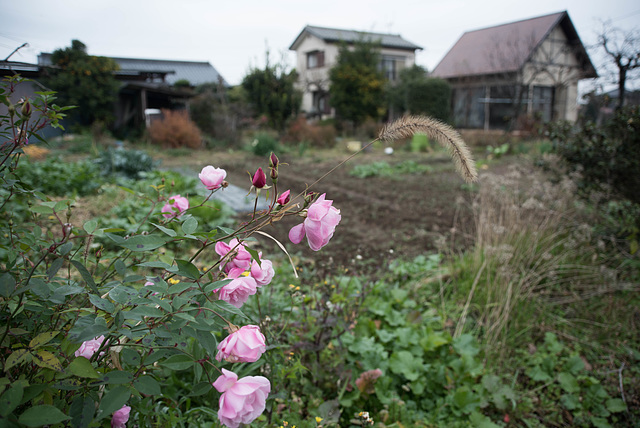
[307,51,325,69]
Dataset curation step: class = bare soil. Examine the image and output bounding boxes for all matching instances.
[159,146,480,276]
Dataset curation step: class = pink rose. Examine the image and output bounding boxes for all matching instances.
[217,269,258,308]
[161,194,189,219]
[276,189,290,205]
[250,255,274,286]
[75,335,105,359]
[111,405,131,428]
[215,238,252,273]
[213,369,270,428]
[216,325,266,363]
[289,193,341,251]
[199,165,226,190]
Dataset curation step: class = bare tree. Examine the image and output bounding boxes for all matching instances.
[597,23,640,109]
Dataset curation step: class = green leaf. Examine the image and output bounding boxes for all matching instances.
[47,258,64,280]
[134,375,161,395]
[160,354,194,371]
[557,372,580,393]
[125,305,164,319]
[109,286,138,305]
[0,273,16,298]
[69,357,100,379]
[246,246,261,266]
[188,381,212,396]
[32,349,63,371]
[0,383,23,417]
[89,294,116,313]
[18,405,71,426]
[137,261,174,270]
[389,350,423,381]
[453,387,481,414]
[560,393,581,410]
[204,279,232,294]
[29,331,59,349]
[70,396,95,428]
[100,370,133,385]
[71,260,99,294]
[83,219,98,234]
[181,217,198,235]
[58,241,73,255]
[606,398,627,413]
[97,385,131,419]
[209,299,250,320]
[175,259,200,280]
[4,349,30,371]
[119,234,167,252]
[168,280,194,294]
[151,222,177,237]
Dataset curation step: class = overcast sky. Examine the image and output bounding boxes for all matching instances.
[1,0,639,89]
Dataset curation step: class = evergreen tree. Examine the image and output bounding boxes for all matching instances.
[329,39,385,126]
[241,54,301,131]
[44,40,120,126]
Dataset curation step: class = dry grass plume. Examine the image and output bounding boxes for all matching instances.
[379,115,478,183]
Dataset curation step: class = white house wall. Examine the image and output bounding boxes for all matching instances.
[293,33,417,115]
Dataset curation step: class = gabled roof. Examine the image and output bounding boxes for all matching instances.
[432,11,597,79]
[289,25,422,51]
[38,54,227,86]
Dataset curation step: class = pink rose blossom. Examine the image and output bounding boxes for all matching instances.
[111,405,131,428]
[289,193,341,251]
[213,369,270,428]
[216,325,266,363]
[161,194,189,219]
[250,255,274,286]
[75,335,106,359]
[251,167,267,189]
[199,165,226,190]
[215,238,252,273]
[276,190,290,205]
[217,269,258,308]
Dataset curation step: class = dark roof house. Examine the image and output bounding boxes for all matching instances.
[290,25,423,51]
[36,53,226,131]
[433,11,597,130]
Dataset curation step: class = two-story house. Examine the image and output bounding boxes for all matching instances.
[289,25,422,118]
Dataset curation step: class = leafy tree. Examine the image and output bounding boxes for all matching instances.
[329,39,385,126]
[388,65,452,122]
[241,54,301,131]
[43,40,120,126]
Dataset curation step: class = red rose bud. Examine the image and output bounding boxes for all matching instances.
[21,100,32,118]
[252,167,266,189]
[269,153,279,168]
[270,166,278,181]
[277,190,290,205]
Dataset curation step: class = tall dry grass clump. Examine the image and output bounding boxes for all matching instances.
[455,164,631,359]
[148,109,203,149]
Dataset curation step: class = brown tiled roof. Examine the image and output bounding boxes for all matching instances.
[432,11,597,79]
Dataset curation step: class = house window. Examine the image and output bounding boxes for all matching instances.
[531,86,554,122]
[379,56,406,81]
[312,91,330,115]
[307,51,325,69]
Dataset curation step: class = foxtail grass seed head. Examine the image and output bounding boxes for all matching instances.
[379,115,477,183]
